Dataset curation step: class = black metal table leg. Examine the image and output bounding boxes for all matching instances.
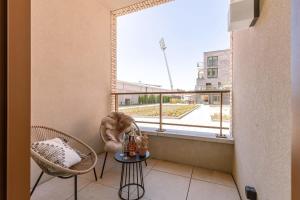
[120,163,124,190]
[139,162,144,187]
[128,163,131,199]
[100,152,108,178]
[30,171,44,196]
[74,175,78,200]
[34,174,79,199]
[136,162,139,197]
[125,163,128,187]
[93,168,97,181]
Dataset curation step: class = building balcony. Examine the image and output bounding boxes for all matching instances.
[3,0,289,199]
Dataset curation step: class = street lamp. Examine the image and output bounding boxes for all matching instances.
[159,38,173,91]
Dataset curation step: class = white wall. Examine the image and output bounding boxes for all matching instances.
[31,0,111,186]
[232,0,291,199]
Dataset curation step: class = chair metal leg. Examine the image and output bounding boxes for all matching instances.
[74,175,77,200]
[93,168,97,181]
[144,160,147,166]
[30,171,44,196]
[100,152,108,179]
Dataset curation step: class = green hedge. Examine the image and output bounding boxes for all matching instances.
[138,95,171,104]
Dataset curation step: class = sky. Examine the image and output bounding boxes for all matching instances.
[117,0,230,90]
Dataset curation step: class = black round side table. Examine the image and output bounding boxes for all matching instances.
[114,151,150,200]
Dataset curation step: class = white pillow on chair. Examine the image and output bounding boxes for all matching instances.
[32,138,82,168]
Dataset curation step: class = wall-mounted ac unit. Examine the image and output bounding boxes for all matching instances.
[228,0,259,31]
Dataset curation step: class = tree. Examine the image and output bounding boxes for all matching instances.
[149,95,155,104]
[155,95,160,103]
[144,95,148,104]
[163,96,170,103]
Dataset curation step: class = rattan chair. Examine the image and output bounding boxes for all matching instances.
[30,125,98,200]
[99,120,147,178]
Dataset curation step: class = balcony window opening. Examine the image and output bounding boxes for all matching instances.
[115,0,232,138]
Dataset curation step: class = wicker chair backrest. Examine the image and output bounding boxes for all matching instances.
[31,126,97,177]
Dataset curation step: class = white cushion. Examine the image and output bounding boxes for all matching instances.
[32,138,82,168]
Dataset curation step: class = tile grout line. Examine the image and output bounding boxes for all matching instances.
[191,166,238,189]
[152,160,195,178]
[151,168,192,179]
[185,167,194,200]
[191,177,236,189]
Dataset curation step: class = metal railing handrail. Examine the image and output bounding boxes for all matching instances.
[112,90,230,138]
[112,89,230,95]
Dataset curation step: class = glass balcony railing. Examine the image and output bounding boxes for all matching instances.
[112,90,231,138]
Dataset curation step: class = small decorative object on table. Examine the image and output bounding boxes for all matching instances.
[128,134,137,157]
[122,127,149,158]
[136,134,149,157]
[122,133,129,158]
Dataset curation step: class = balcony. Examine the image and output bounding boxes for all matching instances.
[7,0,290,199]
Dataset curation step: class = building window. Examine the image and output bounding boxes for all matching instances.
[218,82,222,88]
[206,83,212,90]
[207,56,218,78]
[213,95,220,103]
[207,56,218,67]
[207,68,218,78]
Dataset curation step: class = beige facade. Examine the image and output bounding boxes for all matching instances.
[31,0,112,187]
[232,0,291,199]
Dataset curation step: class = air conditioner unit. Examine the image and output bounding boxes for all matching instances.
[228,0,259,31]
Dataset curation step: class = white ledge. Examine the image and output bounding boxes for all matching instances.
[140,127,234,144]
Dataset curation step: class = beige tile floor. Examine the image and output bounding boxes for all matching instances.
[31,153,241,200]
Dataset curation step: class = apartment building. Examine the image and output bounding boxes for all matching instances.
[195,49,231,104]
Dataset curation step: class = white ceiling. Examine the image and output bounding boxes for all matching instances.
[100,0,148,10]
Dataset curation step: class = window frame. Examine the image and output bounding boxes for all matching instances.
[207,68,218,78]
[207,56,218,67]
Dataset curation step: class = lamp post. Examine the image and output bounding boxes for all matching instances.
[159,38,174,91]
